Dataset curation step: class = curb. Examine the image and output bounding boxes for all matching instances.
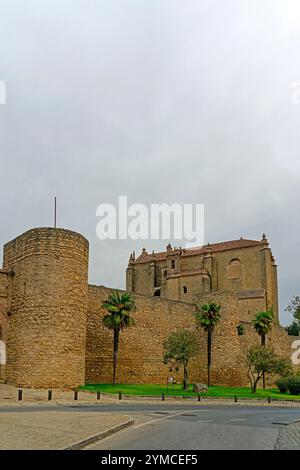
[2,399,300,409]
[63,418,134,450]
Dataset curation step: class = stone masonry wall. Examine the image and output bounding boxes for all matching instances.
[86,286,292,387]
[3,228,89,388]
[86,285,203,385]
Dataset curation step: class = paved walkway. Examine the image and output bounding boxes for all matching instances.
[0,383,117,407]
[276,421,300,450]
[0,410,133,450]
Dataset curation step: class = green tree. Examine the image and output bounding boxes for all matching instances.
[102,291,136,385]
[247,346,284,393]
[196,302,221,386]
[286,321,300,336]
[252,309,273,389]
[237,323,245,336]
[285,296,300,324]
[163,330,198,390]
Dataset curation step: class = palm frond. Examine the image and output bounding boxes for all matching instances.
[102,290,136,332]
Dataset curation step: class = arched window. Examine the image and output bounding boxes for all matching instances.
[171,260,175,269]
[227,259,242,280]
[154,289,161,297]
[183,286,187,294]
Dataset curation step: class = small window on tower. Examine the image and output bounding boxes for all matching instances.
[183,286,187,294]
[171,260,175,269]
[164,270,167,277]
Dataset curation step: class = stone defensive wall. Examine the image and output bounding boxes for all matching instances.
[86,286,297,387]
[0,226,297,389]
[3,227,89,388]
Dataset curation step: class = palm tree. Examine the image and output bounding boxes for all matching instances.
[196,302,221,387]
[252,309,273,389]
[102,291,136,385]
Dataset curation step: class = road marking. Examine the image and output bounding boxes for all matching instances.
[133,408,219,430]
[86,410,192,447]
[228,418,246,422]
[133,411,190,430]
[85,409,223,448]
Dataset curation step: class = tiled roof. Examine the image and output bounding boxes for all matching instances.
[134,238,263,264]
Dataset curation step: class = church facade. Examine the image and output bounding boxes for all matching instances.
[126,235,279,324]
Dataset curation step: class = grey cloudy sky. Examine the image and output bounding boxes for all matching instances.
[0,0,299,324]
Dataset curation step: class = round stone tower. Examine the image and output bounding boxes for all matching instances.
[3,227,89,388]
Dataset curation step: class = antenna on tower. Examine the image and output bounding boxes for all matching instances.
[54,196,57,228]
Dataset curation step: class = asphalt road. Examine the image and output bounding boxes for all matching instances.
[1,404,300,450]
[83,404,300,450]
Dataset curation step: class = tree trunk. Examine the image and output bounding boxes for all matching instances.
[183,363,188,390]
[207,330,212,387]
[262,334,266,389]
[113,329,120,385]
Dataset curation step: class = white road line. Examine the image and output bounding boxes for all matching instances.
[228,418,247,422]
[133,408,221,430]
[85,411,193,448]
[85,409,221,448]
[133,411,190,429]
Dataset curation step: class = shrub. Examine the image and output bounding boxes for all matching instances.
[288,378,300,396]
[286,322,300,336]
[275,378,289,393]
[274,357,292,378]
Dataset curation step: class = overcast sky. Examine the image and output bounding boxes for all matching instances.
[0,0,299,324]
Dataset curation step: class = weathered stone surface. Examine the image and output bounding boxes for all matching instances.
[85,287,298,387]
[126,237,279,325]
[3,228,89,389]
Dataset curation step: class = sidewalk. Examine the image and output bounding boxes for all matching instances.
[0,383,117,407]
[276,422,300,450]
[0,410,133,450]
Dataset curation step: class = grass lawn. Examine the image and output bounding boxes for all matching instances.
[79,383,300,401]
